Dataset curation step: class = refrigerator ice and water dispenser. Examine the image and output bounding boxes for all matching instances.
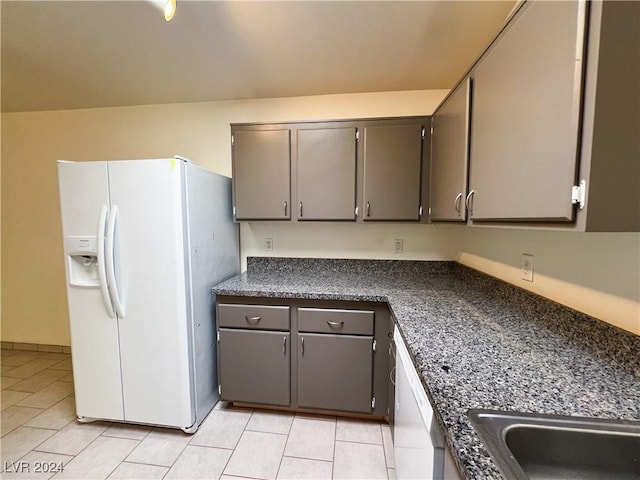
[65,236,100,287]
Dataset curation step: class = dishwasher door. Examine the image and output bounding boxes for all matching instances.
[393,327,444,480]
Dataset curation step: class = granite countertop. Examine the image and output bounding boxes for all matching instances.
[212,257,640,479]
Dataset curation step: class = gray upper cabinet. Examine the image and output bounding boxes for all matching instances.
[468,0,587,222]
[296,127,357,221]
[430,78,471,222]
[231,117,430,224]
[363,123,424,221]
[232,128,291,220]
[576,0,639,231]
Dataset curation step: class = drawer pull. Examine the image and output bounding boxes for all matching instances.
[245,316,262,323]
[327,321,344,329]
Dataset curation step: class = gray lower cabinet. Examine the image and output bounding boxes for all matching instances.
[296,127,357,221]
[232,128,291,220]
[297,307,375,413]
[216,299,390,416]
[297,333,373,414]
[363,122,424,221]
[429,77,470,222]
[218,329,290,406]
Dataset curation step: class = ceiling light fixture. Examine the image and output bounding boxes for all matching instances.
[147,0,177,22]
[163,0,176,22]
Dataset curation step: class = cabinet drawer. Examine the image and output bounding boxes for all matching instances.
[218,304,290,331]
[298,308,374,335]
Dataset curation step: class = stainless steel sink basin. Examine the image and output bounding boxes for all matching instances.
[468,409,640,480]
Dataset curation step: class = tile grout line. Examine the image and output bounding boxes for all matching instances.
[4,357,392,480]
[331,418,337,480]
[32,422,112,458]
[211,406,255,479]
[381,423,393,471]
[0,425,59,474]
[272,409,294,480]
[148,426,188,479]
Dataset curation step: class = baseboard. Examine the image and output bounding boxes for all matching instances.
[1,341,71,354]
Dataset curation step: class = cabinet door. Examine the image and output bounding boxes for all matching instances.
[469,1,587,221]
[297,333,373,413]
[430,78,470,222]
[232,129,291,220]
[297,127,357,221]
[218,329,290,406]
[363,123,423,221]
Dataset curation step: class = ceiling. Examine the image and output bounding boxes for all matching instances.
[1,0,516,113]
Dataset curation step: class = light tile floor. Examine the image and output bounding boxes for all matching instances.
[1,349,395,479]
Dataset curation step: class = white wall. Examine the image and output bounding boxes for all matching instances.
[240,223,464,271]
[241,223,640,334]
[457,228,639,334]
[1,90,447,346]
[2,89,638,346]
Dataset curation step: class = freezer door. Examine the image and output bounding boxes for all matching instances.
[57,161,125,421]
[107,159,194,428]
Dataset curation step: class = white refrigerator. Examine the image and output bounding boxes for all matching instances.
[57,157,239,433]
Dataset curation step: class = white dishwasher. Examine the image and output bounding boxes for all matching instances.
[394,326,445,480]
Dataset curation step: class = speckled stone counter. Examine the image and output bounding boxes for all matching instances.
[212,257,640,479]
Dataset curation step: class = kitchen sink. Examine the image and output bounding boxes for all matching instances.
[468,409,640,480]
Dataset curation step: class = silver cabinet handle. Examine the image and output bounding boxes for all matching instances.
[465,190,475,215]
[366,201,371,217]
[283,336,287,355]
[355,206,359,217]
[301,337,304,356]
[245,316,261,323]
[327,321,344,328]
[454,193,463,214]
[299,202,303,218]
[284,201,288,217]
[390,366,396,386]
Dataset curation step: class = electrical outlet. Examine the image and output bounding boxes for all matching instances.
[393,239,404,254]
[264,238,273,252]
[521,254,534,282]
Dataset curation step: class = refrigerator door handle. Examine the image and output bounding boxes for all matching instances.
[106,205,126,318]
[98,205,115,318]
